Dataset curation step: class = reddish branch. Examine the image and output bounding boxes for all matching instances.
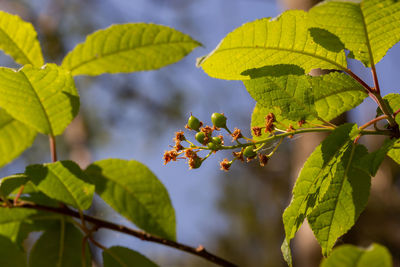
[8,201,237,267]
[49,135,57,162]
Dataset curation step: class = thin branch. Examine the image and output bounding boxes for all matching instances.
[359,114,388,130]
[7,202,237,267]
[371,65,380,93]
[49,135,57,162]
[344,69,398,128]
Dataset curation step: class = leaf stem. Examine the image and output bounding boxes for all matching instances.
[49,135,57,162]
[6,202,237,267]
[359,114,388,130]
[345,69,398,128]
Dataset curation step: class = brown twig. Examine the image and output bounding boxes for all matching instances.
[7,202,237,267]
[359,114,388,130]
[49,135,57,162]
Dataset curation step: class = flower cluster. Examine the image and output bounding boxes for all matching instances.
[163,113,287,171]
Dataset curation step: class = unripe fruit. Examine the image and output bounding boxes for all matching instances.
[188,115,201,131]
[211,113,227,128]
[243,146,257,158]
[207,142,218,151]
[195,132,206,144]
[190,157,202,169]
[212,136,222,145]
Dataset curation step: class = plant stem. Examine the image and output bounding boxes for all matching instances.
[345,69,398,128]
[359,114,388,130]
[49,135,57,162]
[371,65,380,93]
[7,202,237,267]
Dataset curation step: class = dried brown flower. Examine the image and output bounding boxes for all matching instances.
[231,128,242,141]
[259,154,269,167]
[220,159,231,171]
[252,127,262,137]
[163,150,178,164]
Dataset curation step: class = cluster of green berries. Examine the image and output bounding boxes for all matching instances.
[164,112,277,171]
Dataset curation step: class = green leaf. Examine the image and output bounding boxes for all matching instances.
[0,110,36,168]
[25,161,95,210]
[250,104,320,140]
[309,0,400,67]
[62,23,201,76]
[308,143,370,256]
[282,124,360,258]
[376,93,400,125]
[0,174,28,198]
[281,239,293,267]
[356,139,396,176]
[85,159,176,240]
[0,64,79,136]
[388,139,400,165]
[320,243,392,267]
[0,11,43,67]
[0,235,26,267]
[244,74,318,121]
[198,10,346,80]
[245,72,366,122]
[29,220,91,267]
[312,72,367,121]
[103,246,158,267]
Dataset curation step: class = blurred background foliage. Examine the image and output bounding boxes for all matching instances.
[0,0,399,266]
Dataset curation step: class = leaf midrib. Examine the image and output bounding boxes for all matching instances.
[68,40,199,72]
[0,24,32,65]
[286,138,351,238]
[208,46,346,71]
[19,70,54,136]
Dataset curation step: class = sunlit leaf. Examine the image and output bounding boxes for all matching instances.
[308,143,370,256]
[246,72,366,122]
[0,110,36,168]
[309,0,400,66]
[0,11,43,66]
[282,124,361,262]
[0,64,79,136]
[62,23,201,76]
[199,10,346,80]
[85,159,176,240]
[321,243,392,267]
[103,246,158,267]
[25,161,95,210]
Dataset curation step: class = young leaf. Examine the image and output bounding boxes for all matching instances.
[388,139,400,165]
[282,124,359,263]
[29,220,91,267]
[0,110,36,168]
[0,173,28,198]
[356,139,397,176]
[320,243,392,267]
[85,159,176,240]
[103,246,158,267]
[0,64,79,136]
[0,235,26,267]
[376,93,400,125]
[0,11,43,67]
[198,10,346,80]
[309,0,400,67]
[25,161,95,210]
[246,72,366,122]
[62,23,201,76]
[307,143,370,256]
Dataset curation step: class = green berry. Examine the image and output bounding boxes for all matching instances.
[188,115,201,131]
[211,113,227,128]
[212,136,222,145]
[195,132,206,144]
[207,142,218,151]
[243,146,257,158]
[190,157,202,169]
